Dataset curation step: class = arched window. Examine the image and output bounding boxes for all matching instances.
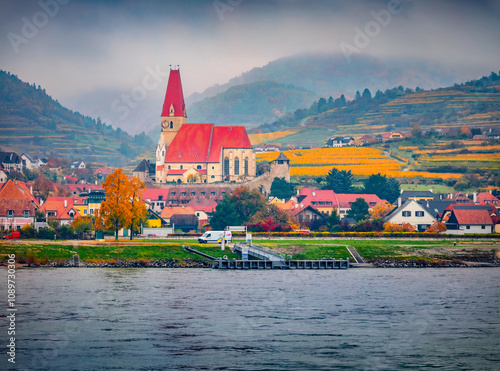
[170,121,173,129]
[197,165,202,170]
[244,157,249,175]
[180,165,183,170]
[224,157,230,176]
[234,157,239,175]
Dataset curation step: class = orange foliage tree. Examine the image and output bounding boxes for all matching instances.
[383,222,416,232]
[426,221,447,233]
[370,203,395,220]
[100,169,146,240]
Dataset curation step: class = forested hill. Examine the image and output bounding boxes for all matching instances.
[0,70,153,166]
[252,70,500,147]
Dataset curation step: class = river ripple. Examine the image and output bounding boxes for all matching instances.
[1,268,499,370]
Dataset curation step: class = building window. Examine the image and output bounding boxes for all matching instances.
[466,226,470,229]
[170,121,173,129]
[162,151,164,156]
[90,209,94,215]
[197,165,202,169]
[191,192,196,196]
[24,210,29,218]
[485,200,490,205]
[168,165,171,169]
[415,211,424,217]
[211,175,215,179]
[244,157,249,175]
[180,165,183,170]
[402,211,411,217]
[234,157,240,175]
[171,192,176,196]
[8,210,14,217]
[211,192,215,197]
[481,225,486,229]
[84,210,87,215]
[181,192,186,196]
[224,157,230,176]
[201,192,205,196]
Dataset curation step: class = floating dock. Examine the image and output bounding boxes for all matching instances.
[212,258,349,270]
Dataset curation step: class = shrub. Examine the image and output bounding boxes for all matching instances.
[37,227,56,240]
[20,224,35,238]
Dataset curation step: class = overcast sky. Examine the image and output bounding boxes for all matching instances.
[1,0,499,130]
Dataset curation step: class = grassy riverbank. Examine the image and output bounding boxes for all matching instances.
[0,238,498,266]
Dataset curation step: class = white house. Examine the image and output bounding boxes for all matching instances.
[21,153,46,170]
[445,209,493,234]
[71,161,86,169]
[0,169,7,183]
[383,199,436,232]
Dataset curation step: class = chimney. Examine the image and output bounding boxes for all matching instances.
[312,191,316,197]
[473,192,477,203]
[398,197,401,207]
[429,189,433,193]
[400,189,404,194]
[64,199,67,208]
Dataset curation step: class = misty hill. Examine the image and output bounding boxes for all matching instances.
[252,71,500,147]
[187,81,315,127]
[185,53,463,128]
[0,70,153,166]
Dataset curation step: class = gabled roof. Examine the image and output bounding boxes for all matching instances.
[448,209,493,225]
[165,124,252,164]
[39,197,81,220]
[417,199,455,218]
[400,190,435,201]
[133,159,152,173]
[298,188,338,207]
[161,69,186,117]
[142,188,170,201]
[187,197,218,213]
[161,206,195,219]
[165,124,214,163]
[336,194,385,207]
[66,184,104,194]
[290,204,325,217]
[0,199,35,216]
[0,179,37,205]
[476,192,499,204]
[208,126,253,163]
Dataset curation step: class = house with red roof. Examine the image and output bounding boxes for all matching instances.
[0,180,38,231]
[155,68,256,184]
[186,198,218,227]
[445,208,493,234]
[297,188,338,216]
[475,192,500,208]
[336,194,387,218]
[142,188,170,213]
[39,197,81,226]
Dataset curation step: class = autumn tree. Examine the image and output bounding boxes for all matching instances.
[370,202,395,220]
[383,222,416,232]
[71,216,94,238]
[426,221,447,233]
[100,169,136,240]
[33,174,55,200]
[127,176,147,240]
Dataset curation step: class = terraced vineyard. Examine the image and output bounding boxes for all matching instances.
[256,147,462,179]
[0,70,153,166]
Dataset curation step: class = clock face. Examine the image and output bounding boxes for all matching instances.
[161,120,168,129]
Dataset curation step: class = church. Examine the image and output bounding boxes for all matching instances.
[155,68,256,184]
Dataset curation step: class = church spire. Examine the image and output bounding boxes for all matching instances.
[161,68,186,118]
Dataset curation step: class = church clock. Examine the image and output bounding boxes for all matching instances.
[161,119,168,130]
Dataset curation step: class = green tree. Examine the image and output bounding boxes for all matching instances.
[209,195,241,230]
[347,198,370,222]
[323,168,353,193]
[363,173,400,203]
[270,177,295,200]
[326,209,341,231]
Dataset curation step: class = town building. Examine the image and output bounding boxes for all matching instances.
[155,68,256,184]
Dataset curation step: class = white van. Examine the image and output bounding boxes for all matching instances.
[198,230,232,244]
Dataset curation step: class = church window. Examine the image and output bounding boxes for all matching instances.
[234,157,240,175]
[162,151,164,156]
[197,165,202,169]
[168,165,171,169]
[180,165,183,169]
[224,157,230,176]
[244,157,249,175]
[170,121,173,128]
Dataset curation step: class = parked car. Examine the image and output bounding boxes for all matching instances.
[2,231,20,239]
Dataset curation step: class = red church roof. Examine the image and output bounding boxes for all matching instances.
[161,69,186,117]
[165,124,252,164]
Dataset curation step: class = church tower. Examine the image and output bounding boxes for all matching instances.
[156,68,187,181]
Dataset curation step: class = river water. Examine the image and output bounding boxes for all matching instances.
[1,268,500,370]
